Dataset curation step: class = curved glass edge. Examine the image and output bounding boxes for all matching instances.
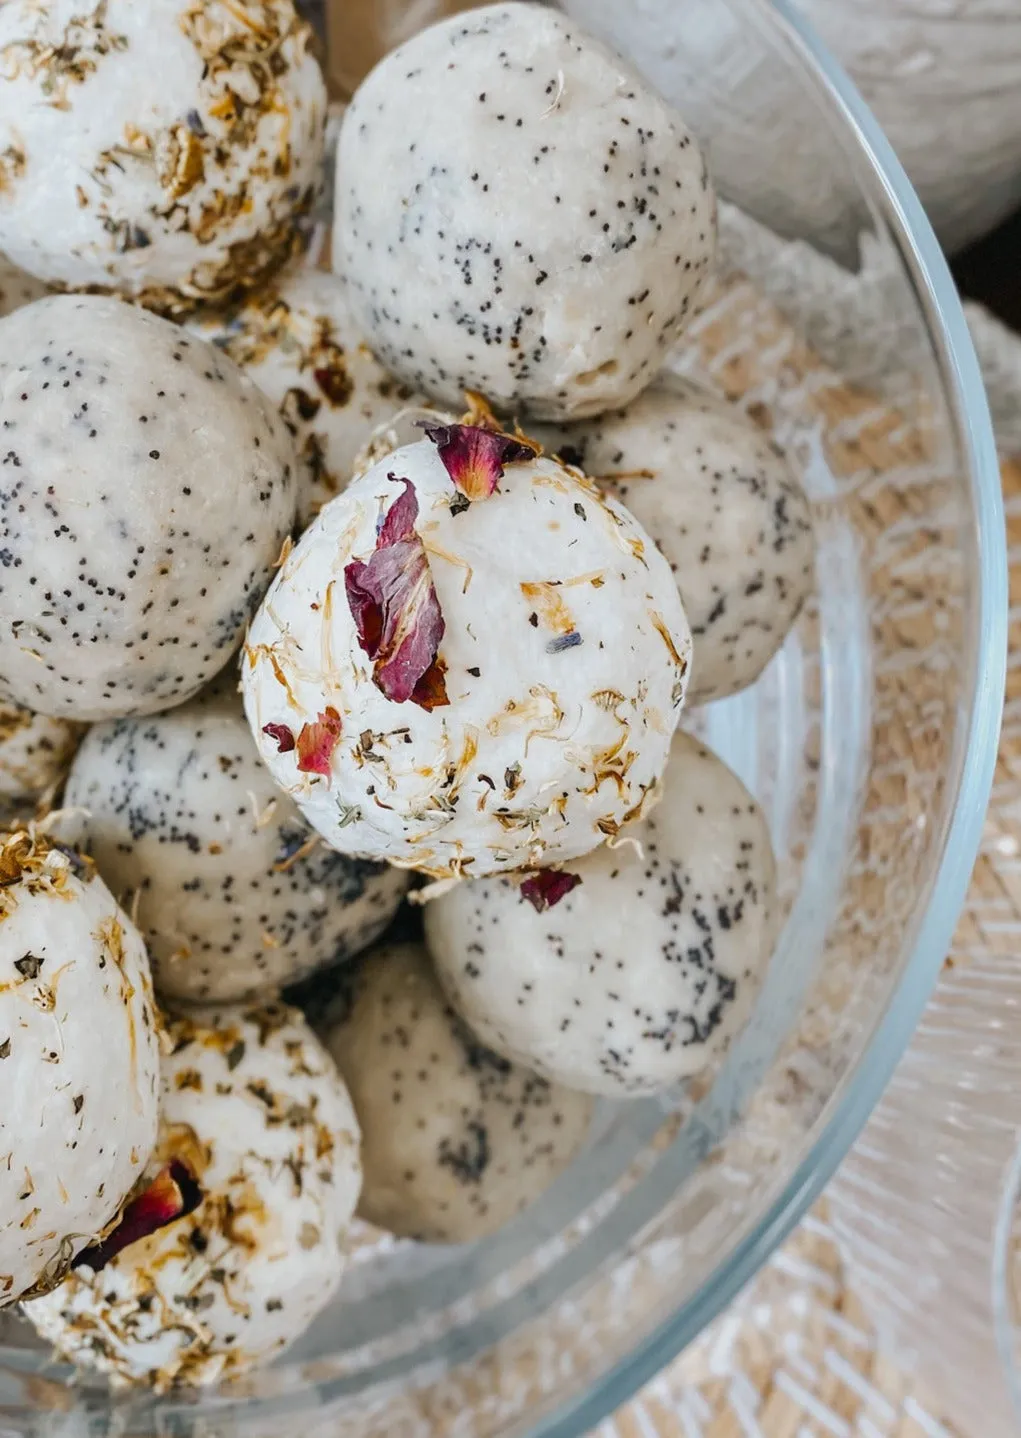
[528,4,1009,1436]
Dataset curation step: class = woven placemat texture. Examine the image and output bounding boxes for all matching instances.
[604,1204,963,1438]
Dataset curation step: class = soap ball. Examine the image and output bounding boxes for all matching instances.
[334,2,716,419]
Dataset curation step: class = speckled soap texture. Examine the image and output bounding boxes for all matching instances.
[0,830,160,1307]
[244,437,692,878]
[534,380,816,704]
[426,730,777,1096]
[323,941,594,1243]
[0,0,327,313]
[64,675,409,1004]
[188,265,426,523]
[0,294,297,722]
[333,1,717,420]
[25,1002,362,1390]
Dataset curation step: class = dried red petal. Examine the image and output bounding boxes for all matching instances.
[74,1161,202,1273]
[411,657,450,712]
[521,870,582,913]
[296,707,343,778]
[344,478,449,710]
[423,423,534,502]
[376,474,419,546]
[263,722,296,754]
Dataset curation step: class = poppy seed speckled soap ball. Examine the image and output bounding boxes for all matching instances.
[0,294,297,722]
[426,731,777,1097]
[188,266,426,523]
[0,0,326,313]
[333,2,716,420]
[64,677,409,1005]
[323,942,594,1244]
[243,432,692,879]
[0,830,160,1307]
[25,1002,361,1389]
[535,382,816,704]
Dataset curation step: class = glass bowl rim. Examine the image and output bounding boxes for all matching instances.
[528,2,1008,1434]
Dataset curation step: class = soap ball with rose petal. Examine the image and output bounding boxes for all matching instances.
[0,829,160,1308]
[25,1002,362,1390]
[243,418,692,878]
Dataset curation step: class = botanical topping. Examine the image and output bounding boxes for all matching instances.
[73,1161,203,1273]
[345,477,449,710]
[262,722,296,754]
[422,422,534,503]
[520,870,582,913]
[295,708,343,778]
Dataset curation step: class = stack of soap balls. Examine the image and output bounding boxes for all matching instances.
[0,0,814,1394]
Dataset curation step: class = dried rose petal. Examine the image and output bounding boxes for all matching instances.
[296,707,343,778]
[422,423,534,502]
[521,870,582,913]
[263,722,296,754]
[411,658,450,712]
[74,1161,202,1273]
[345,478,449,710]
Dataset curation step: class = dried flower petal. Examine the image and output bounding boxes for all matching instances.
[422,423,534,503]
[521,870,582,913]
[74,1161,202,1273]
[345,478,449,710]
[411,658,451,712]
[296,708,342,778]
[263,722,296,754]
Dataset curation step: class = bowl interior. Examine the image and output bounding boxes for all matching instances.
[0,2,1004,1436]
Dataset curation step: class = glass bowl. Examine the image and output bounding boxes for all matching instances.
[0,1,1006,1434]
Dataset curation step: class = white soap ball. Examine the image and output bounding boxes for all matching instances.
[426,731,777,1097]
[0,253,47,319]
[64,677,409,1005]
[0,830,160,1307]
[323,942,593,1243]
[243,432,692,878]
[189,267,425,523]
[25,1002,361,1390]
[0,0,326,312]
[333,2,716,420]
[535,383,815,705]
[0,703,81,801]
[0,294,297,722]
